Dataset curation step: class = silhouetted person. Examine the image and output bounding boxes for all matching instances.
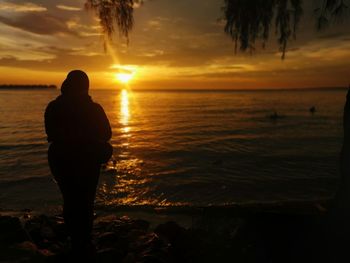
[340,88,350,189]
[333,88,350,222]
[45,70,112,260]
[327,87,350,262]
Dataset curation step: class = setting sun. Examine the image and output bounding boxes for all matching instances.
[112,65,137,85]
[116,73,134,84]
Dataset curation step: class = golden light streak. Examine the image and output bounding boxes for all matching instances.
[120,89,130,128]
[106,42,138,85]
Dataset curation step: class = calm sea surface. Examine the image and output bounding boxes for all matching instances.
[0,89,346,211]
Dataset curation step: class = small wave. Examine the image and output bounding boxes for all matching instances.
[0,176,54,188]
[0,143,46,151]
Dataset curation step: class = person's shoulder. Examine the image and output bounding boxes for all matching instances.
[90,101,108,118]
[45,96,63,111]
[92,101,105,112]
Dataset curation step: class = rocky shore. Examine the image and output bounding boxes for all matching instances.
[0,201,338,263]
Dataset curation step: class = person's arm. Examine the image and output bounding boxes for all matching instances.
[44,101,55,142]
[341,88,350,180]
[344,88,350,137]
[95,104,112,142]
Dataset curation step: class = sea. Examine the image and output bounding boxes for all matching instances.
[0,88,346,213]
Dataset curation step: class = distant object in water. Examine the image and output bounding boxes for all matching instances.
[268,111,285,120]
[0,84,57,90]
[309,106,316,114]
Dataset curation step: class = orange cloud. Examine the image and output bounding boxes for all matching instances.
[0,2,47,12]
[56,5,82,11]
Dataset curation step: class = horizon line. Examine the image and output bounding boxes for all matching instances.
[96,86,348,92]
[0,85,348,92]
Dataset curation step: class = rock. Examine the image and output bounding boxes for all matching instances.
[0,214,184,262]
[120,215,131,221]
[0,216,29,245]
[24,221,41,244]
[48,243,64,254]
[16,241,38,252]
[131,220,150,232]
[127,229,147,241]
[97,231,121,247]
[130,233,159,251]
[97,247,125,262]
[0,241,43,262]
[123,252,137,263]
[38,248,55,257]
[139,254,168,263]
[23,213,31,220]
[51,222,67,242]
[40,225,55,239]
[154,221,186,244]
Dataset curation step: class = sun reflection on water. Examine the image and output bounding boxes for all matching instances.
[120,89,130,127]
[99,88,181,207]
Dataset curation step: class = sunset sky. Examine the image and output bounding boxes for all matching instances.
[0,0,349,89]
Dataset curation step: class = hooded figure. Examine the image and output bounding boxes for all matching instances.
[44,70,112,259]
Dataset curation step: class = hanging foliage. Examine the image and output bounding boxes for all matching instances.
[223,0,347,59]
[85,0,348,58]
[85,0,143,40]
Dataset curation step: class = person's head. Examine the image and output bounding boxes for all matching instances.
[61,70,89,96]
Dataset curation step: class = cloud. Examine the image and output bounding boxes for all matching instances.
[0,13,76,36]
[56,5,82,11]
[110,65,136,74]
[0,1,47,12]
[0,0,349,89]
[133,0,147,8]
[65,16,102,36]
[0,45,112,72]
[0,41,55,61]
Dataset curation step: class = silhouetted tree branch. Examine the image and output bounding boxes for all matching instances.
[223,0,348,59]
[315,0,349,30]
[85,0,143,42]
[86,0,348,58]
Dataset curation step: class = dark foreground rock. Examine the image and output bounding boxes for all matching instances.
[0,207,343,263]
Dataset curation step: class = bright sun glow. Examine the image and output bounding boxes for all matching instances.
[116,73,133,84]
[111,64,138,84]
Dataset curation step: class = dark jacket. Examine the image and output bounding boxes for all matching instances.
[45,94,112,163]
[45,94,111,143]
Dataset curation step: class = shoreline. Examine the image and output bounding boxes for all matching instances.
[0,199,335,262]
[0,197,333,220]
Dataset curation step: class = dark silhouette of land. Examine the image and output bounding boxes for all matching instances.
[0,84,57,90]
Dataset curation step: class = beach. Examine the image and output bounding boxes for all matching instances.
[0,199,335,262]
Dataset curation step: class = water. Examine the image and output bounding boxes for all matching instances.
[0,89,345,211]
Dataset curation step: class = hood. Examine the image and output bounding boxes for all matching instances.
[61,70,89,97]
